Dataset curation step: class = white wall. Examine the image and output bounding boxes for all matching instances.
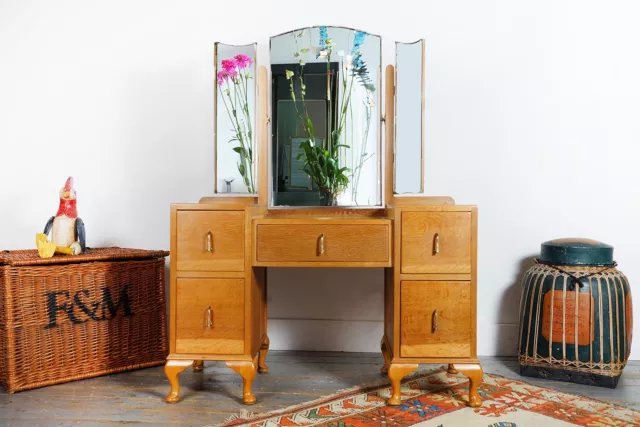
[1,0,639,359]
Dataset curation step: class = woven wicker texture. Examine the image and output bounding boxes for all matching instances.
[0,248,169,393]
[0,247,170,266]
[518,263,632,377]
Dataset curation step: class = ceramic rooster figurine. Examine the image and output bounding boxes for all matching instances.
[39,177,86,256]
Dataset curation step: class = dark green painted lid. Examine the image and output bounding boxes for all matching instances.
[540,238,614,266]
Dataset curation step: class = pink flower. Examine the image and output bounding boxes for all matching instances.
[221,59,237,72]
[217,70,228,86]
[234,54,253,69]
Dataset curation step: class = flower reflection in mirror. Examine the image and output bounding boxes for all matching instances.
[285,27,376,206]
[217,54,256,193]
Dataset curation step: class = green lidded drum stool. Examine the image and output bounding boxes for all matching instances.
[518,238,633,388]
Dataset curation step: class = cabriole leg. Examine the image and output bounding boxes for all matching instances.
[380,336,391,374]
[164,360,193,403]
[387,363,418,405]
[258,335,270,373]
[193,360,204,372]
[447,364,458,374]
[227,355,258,405]
[453,363,484,407]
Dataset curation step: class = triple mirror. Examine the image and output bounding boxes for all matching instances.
[213,28,425,206]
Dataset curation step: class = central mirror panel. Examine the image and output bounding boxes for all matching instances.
[270,26,382,207]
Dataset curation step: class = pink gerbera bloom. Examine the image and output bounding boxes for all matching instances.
[227,69,238,82]
[217,70,230,86]
[234,54,253,69]
[221,58,237,72]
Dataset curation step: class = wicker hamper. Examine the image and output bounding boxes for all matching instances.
[0,247,169,393]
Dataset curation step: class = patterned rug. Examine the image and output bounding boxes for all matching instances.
[215,367,639,427]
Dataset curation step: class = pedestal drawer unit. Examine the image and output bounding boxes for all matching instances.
[166,203,267,405]
[382,206,481,407]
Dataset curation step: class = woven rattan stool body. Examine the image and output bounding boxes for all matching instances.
[518,239,633,388]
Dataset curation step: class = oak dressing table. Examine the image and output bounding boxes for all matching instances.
[164,28,483,408]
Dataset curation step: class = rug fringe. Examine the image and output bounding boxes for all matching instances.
[205,408,257,427]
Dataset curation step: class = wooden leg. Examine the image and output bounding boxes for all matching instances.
[387,363,418,405]
[164,360,193,403]
[193,360,204,372]
[227,355,258,405]
[453,363,484,408]
[380,336,391,374]
[447,364,458,375]
[258,335,270,373]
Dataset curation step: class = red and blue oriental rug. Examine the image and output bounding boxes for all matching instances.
[216,367,639,427]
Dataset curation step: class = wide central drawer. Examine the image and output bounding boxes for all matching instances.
[255,221,391,265]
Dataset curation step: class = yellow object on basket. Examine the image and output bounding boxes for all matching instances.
[36,233,57,258]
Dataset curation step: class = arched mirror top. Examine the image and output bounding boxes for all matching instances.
[269,26,382,207]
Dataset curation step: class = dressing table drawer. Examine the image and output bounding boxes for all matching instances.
[401,211,471,274]
[175,278,245,354]
[176,210,244,271]
[400,281,472,358]
[255,222,391,265]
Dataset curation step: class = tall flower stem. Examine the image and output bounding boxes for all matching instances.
[351,101,373,204]
[218,77,255,193]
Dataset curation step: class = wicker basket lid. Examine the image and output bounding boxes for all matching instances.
[539,238,613,266]
[0,247,170,267]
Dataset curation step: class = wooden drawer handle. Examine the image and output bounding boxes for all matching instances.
[206,306,213,328]
[433,233,440,255]
[206,231,213,253]
[432,309,438,333]
[318,233,325,256]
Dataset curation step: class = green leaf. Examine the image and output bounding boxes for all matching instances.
[232,146,247,156]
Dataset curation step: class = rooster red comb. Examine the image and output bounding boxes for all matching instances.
[63,176,74,192]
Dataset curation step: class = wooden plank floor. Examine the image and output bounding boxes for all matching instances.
[1,353,638,426]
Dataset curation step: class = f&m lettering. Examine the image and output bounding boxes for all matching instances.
[45,285,134,329]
